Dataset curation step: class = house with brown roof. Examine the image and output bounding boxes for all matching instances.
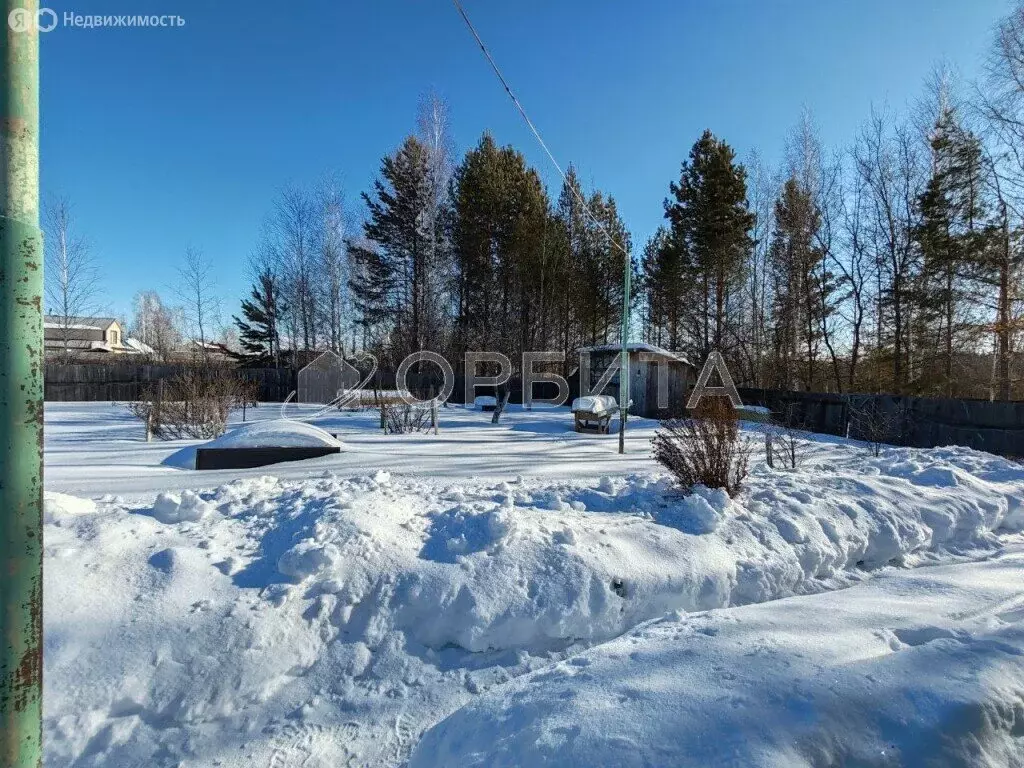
[44,316,128,358]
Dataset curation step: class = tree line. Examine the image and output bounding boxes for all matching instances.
[640,6,1024,401]
[57,3,1018,400]
[234,6,1024,401]
[641,99,1022,401]
[233,92,632,378]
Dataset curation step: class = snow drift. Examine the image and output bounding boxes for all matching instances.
[142,444,1024,654]
[43,430,1024,766]
[411,547,1024,768]
[163,419,344,469]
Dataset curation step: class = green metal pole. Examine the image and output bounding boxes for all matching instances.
[618,248,630,455]
[1,1,44,766]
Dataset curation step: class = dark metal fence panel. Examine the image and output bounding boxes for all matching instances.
[737,387,1024,457]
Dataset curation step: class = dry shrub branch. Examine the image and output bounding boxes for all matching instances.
[652,397,751,497]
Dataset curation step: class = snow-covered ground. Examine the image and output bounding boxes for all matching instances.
[412,545,1024,767]
[43,401,1024,767]
[45,401,657,498]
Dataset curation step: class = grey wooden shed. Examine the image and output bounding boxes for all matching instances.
[577,343,696,419]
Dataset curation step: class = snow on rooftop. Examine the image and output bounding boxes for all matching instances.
[577,342,692,365]
[44,315,118,329]
[124,338,155,355]
[44,322,103,331]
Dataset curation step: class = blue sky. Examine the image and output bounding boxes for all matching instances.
[40,0,1012,327]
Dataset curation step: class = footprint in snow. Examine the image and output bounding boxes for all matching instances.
[268,721,361,768]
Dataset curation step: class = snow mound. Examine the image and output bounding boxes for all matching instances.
[473,396,497,407]
[44,492,97,525]
[136,444,1024,654]
[654,485,730,534]
[571,395,617,414]
[208,419,342,450]
[150,490,213,523]
[411,549,1024,768]
[163,419,344,469]
[42,437,1024,767]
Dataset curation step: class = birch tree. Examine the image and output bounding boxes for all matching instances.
[176,246,219,358]
[43,196,102,360]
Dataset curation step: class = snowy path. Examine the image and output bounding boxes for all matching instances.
[42,402,1024,766]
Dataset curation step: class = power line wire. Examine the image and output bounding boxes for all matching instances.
[451,0,631,259]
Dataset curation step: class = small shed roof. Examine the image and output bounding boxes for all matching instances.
[577,342,693,367]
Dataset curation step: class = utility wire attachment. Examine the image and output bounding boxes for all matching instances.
[451,0,630,260]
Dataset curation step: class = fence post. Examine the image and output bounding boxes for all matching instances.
[148,378,164,441]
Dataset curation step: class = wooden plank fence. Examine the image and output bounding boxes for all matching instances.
[47,365,1024,456]
[44,363,296,403]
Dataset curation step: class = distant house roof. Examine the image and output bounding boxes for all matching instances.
[43,315,119,330]
[44,316,127,355]
[186,340,234,356]
[124,338,155,355]
[45,339,115,352]
[577,342,693,367]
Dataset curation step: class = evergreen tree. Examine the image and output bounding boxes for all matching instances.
[450,134,550,366]
[768,176,833,390]
[640,227,686,349]
[664,130,756,360]
[349,136,437,363]
[912,107,992,395]
[233,269,284,366]
[553,167,588,360]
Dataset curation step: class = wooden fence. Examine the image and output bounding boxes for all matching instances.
[46,365,1024,456]
[738,388,1024,457]
[43,365,576,405]
[44,363,296,403]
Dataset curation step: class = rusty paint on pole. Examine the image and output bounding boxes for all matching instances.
[1,0,44,766]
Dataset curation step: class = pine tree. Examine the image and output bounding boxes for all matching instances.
[450,133,550,365]
[913,107,992,395]
[640,227,686,349]
[233,269,284,366]
[349,136,437,363]
[664,130,756,360]
[553,167,588,360]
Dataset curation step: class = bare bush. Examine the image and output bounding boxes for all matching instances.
[652,398,752,497]
[847,397,905,457]
[131,368,258,440]
[379,401,437,434]
[765,404,807,470]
